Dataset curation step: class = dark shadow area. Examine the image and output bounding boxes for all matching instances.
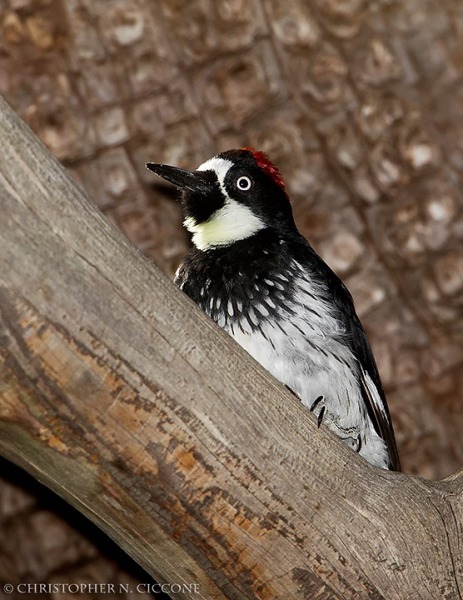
[0,456,171,599]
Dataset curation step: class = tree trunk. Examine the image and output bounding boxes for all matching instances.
[0,97,462,599]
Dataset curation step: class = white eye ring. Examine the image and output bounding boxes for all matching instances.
[236,176,252,191]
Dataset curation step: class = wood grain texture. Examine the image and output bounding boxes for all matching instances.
[3,0,463,482]
[0,95,462,599]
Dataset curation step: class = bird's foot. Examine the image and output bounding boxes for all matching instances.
[309,395,326,428]
[285,384,301,401]
[340,433,363,454]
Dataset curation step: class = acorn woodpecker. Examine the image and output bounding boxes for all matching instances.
[146,148,400,470]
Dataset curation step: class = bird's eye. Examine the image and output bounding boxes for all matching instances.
[236,176,252,191]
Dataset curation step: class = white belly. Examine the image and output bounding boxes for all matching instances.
[226,310,389,469]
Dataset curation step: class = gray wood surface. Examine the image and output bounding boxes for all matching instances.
[0,95,461,599]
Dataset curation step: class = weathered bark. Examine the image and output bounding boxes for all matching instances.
[0,97,462,599]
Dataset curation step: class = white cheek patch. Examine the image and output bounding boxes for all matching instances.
[191,155,266,249]
[184,200,266,251]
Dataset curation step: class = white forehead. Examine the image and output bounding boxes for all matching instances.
[197,156,233,189]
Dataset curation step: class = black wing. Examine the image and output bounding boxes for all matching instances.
[345,305,400,471]
[296,238,401,471]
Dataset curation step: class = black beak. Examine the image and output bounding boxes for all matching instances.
[146,163,214,194]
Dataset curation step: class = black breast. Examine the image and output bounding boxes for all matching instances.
[174,231,297,331]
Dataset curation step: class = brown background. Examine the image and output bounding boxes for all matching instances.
[1,0,462,596]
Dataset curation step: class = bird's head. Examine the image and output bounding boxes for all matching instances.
[146,148,294,251]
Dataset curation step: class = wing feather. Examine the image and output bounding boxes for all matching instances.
[299,239,401,470]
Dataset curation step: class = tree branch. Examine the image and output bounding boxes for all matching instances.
[0,95,461,599]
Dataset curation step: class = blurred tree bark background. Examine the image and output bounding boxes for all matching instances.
[0,0,462,595]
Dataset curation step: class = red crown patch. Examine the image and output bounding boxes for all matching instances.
[242,147,286,191]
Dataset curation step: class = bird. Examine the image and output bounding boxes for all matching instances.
[146,148,400,470]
